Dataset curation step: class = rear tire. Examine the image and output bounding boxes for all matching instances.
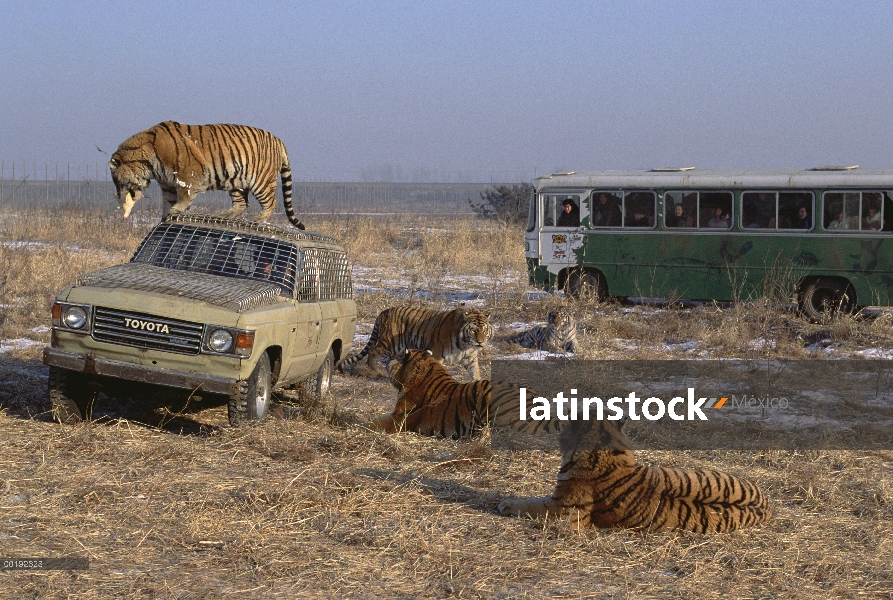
[799,279,855,322]
[228,353,272,426]
[565,269,607,301]
[49,367,93,424]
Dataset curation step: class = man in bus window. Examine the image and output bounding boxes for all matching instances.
[666,203,693,227]
[557,198,580,227]
[592,193,622,227]
[707,207,729,228]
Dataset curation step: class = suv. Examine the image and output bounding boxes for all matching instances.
[43,214,357,426]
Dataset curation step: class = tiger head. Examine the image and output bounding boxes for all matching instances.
[108,133,154,220]
[460,309,494,348]
[547,307,574,327]
[389,349,442,392]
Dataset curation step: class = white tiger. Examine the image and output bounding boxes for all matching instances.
[508,308,577,353]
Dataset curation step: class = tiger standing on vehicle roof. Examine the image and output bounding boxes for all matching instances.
[508,307,577,354]
[339,306,493,380]
[370,349,555,438]
[498,419,771,533]
[108,121,305,229]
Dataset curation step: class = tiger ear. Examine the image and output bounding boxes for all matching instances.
[425,349,434,356]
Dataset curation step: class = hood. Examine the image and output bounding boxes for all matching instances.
[75,263,286,312]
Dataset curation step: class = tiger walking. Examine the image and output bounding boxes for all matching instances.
[108,121,304,229]
[339,306,493,380]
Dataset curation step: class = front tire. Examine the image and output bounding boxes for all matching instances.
[799,278,855,322]
[49,367,93,424]
[228,353,272,426]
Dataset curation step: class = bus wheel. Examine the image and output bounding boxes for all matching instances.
[565,269,607,301]
[799,279,855,322]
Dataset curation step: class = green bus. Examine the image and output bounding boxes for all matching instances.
[524,167,893,319]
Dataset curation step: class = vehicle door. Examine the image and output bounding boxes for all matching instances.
[539,192,585,266]
[285,248,322,380]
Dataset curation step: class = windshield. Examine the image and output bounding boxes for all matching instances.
[131,223,298,294]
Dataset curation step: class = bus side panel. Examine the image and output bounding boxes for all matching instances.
[580,232,893,305]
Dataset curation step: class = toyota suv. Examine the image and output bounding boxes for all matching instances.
[43,213,357,426]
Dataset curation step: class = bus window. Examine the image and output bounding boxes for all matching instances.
[779,192,813,230]
[823,191,888,232]
[542,194,581,228]
[665,192,695,228]
[863,192,883,230]
[591,191,623,227]
[702,192,733,229]
[623,191,656,228]
[742,192,776,229]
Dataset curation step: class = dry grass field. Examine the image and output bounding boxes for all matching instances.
[1,206,892,598]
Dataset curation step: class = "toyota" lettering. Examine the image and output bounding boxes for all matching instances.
[123,317,170,334]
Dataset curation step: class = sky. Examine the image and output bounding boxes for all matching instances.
[1,1,892,183]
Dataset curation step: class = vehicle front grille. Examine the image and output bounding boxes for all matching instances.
[92,308,204,355]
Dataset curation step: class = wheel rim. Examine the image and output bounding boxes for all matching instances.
[318,357,332,396]
[255,364,271,416]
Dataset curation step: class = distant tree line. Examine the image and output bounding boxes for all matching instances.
[468,183,532,224]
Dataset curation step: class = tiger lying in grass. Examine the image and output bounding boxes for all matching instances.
[498,420,771,533]
[508,307,577,354]
[368,349,543,438]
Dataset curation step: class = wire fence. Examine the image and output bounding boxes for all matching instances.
[0,161,515,215]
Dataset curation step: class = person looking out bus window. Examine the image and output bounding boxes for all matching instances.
[828,211,848,230]
[793,206,812,229]
[666,203,693,228]
[556,198,580,227]
[592,193,622,227]
[865,206,883,230]
[707,207,729,228]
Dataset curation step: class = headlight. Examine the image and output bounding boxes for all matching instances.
[202,326,253,356]
[208,329,234,353]
[52,302,92,333]
[63,305,88,329]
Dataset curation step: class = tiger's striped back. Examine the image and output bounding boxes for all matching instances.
[370,349,561,439]
[109,121,305,229]
[339,306,493,379]
[499,427,771,533]
[370,349,492,438]
[509,308,577,353]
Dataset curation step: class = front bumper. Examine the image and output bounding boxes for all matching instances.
[43,347,241,397]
